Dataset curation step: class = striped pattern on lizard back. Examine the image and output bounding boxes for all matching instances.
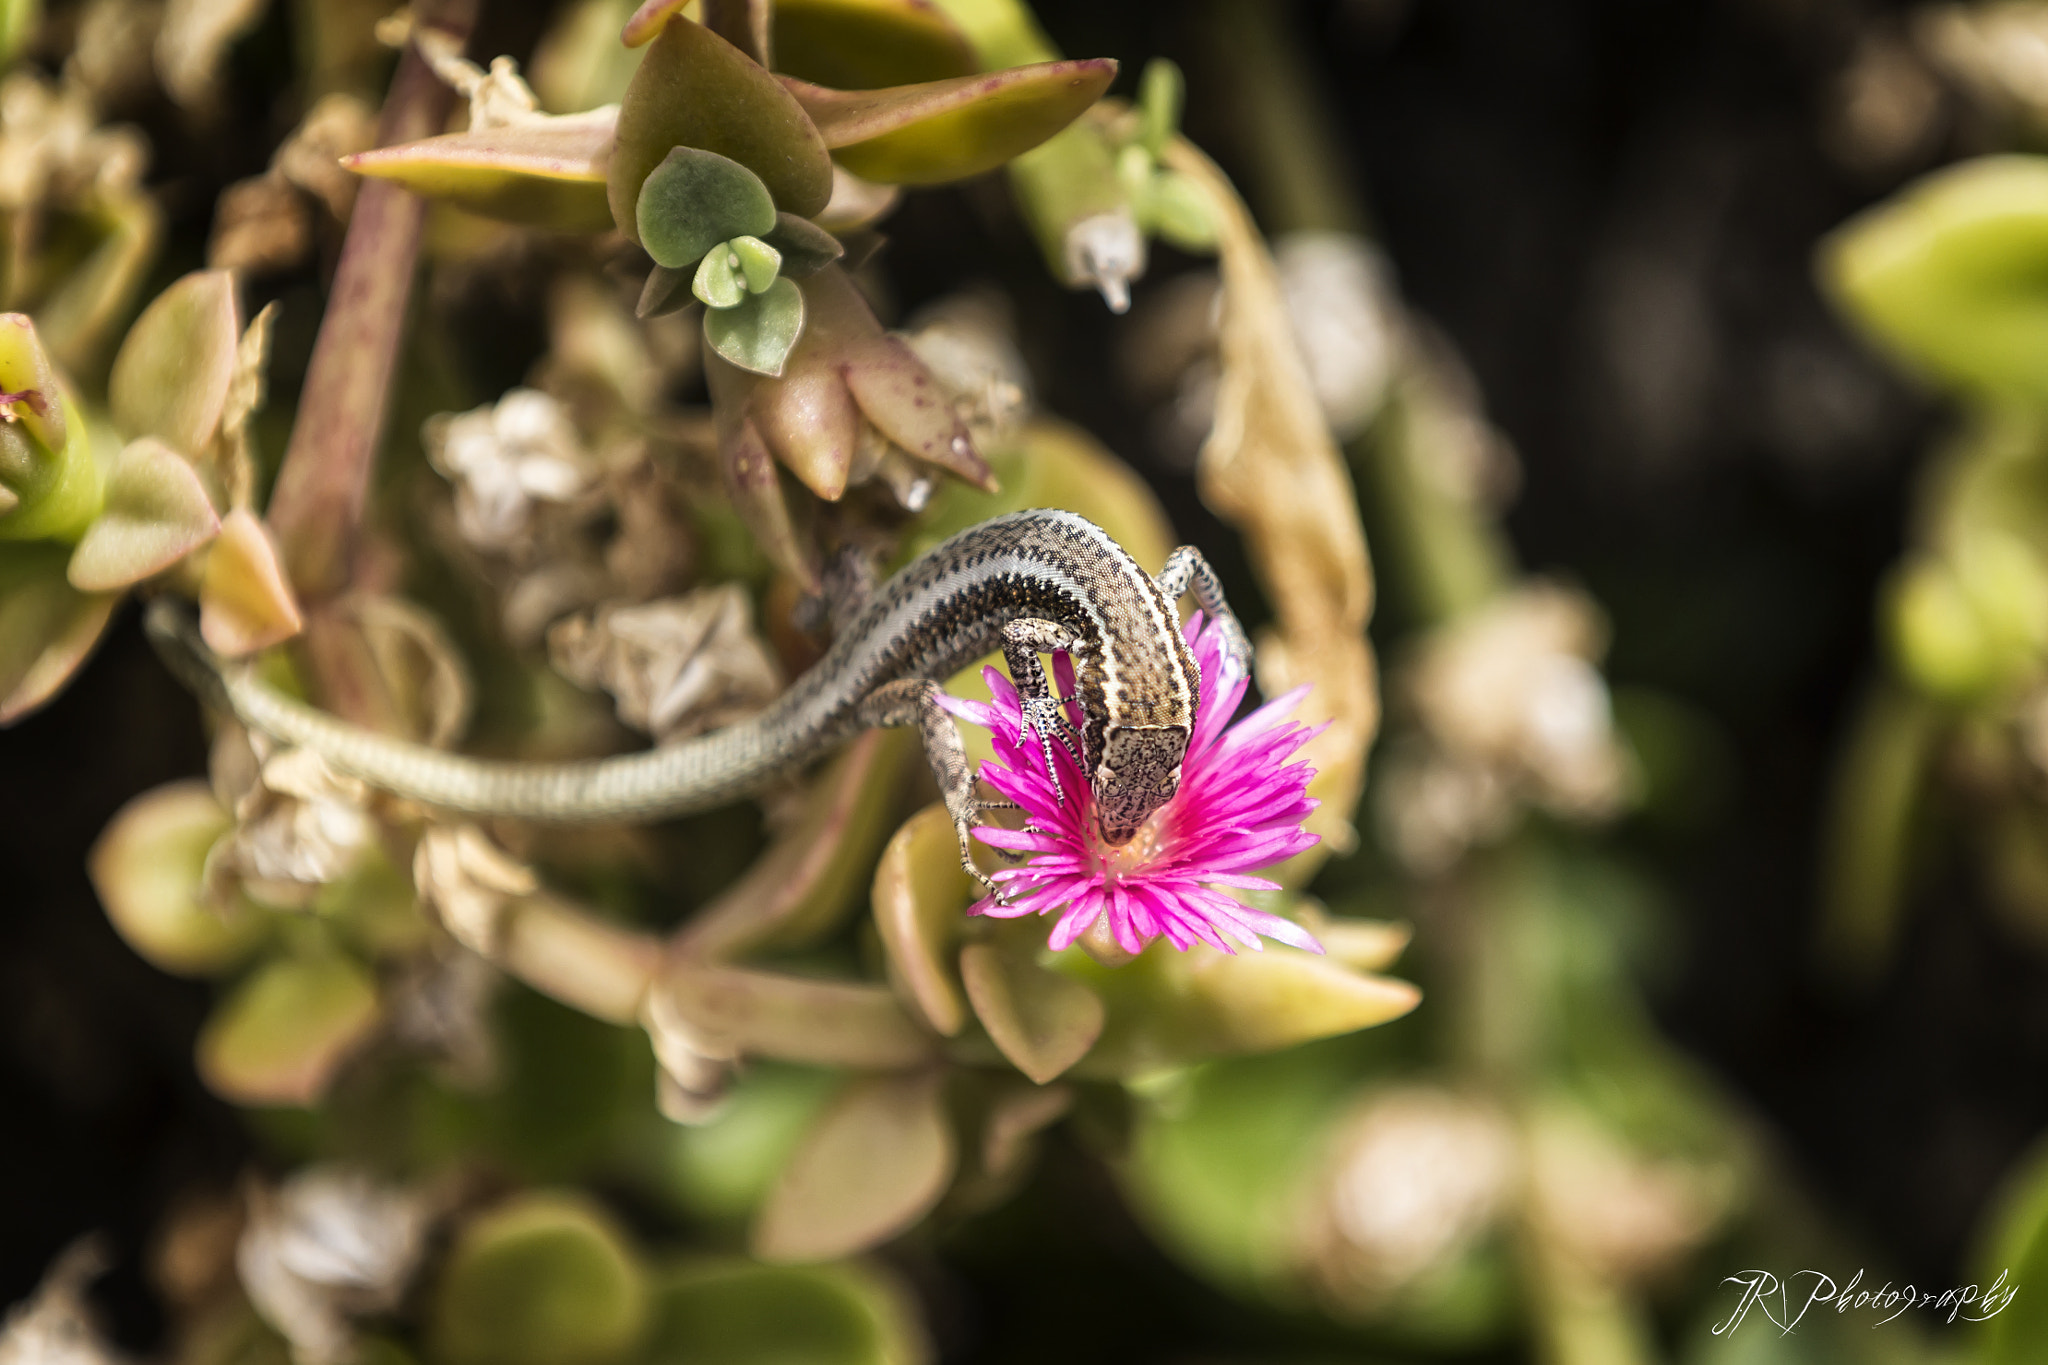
[146,509,1201,824]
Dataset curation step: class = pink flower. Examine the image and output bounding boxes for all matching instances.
[940,614,1326,956]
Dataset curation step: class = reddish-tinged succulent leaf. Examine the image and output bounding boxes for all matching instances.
[753,1072,954,1262]
[0,543,117,725]
[751,321,860,499]
[0,313,66,455]
[763,212,844,276]
[67,438,222,592]
[195,952,380,1106]
[773,0,977,90]
[784,61,1116,185]
[709,358,819,589]
[657,963,935,1068]
[702,0,770,64]
[961,942,1103,1085]
[201,509,304,656]
[637,146,779,269]
[843,335,992,489]
[637,264,693,319]
[109,271,240,455]
[90,781,268,976]
[872,803,970,1036]
[609,18,833,240]
[704,276,807,376]
[343,109,618,233]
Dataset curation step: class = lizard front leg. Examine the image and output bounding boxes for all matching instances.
[857,678,1010,905]
[1157,545,1253,679]
[1002,618,1086,802]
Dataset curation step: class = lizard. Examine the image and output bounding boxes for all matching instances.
[144,508,1252,902]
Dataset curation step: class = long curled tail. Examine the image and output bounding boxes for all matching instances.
[141,599,764,822]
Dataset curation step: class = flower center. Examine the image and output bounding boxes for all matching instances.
[1092,802,1177,885]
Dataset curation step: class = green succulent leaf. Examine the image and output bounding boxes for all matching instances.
[961,940,1103,1085]
[342,109,619,233]
[195,950,380,1107]
[199,509,304,657]
[642,1259,926,1365]
[653,961,933,1069]
[763,212,846,276]
[782,59,1117,185]
[0,312,67,458]
[108,270,241,455]
[703,276,807,376]
[871,803,970,1036]
[609,17,834,239]
[0,392,101,546]
[620,0,688,48]
[1138,58,1183,159]
[89,780,268,976]
[0,541,117,725]
[773,0,978,90]
[637,147,780,270]
[1823,155,2048,403]
[753,1071,954,1262]
[730,234,783,292]
[431,1194,650,1365]
[67,438,220,592]
[694,245,748,309]
[637,264,694,319]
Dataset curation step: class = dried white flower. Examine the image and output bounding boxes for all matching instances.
[0,72,146,213]
[413,824,539,957]
[0,1239,125,1365]
[1920,2,2048,124]
[157,0,271,110]
[1065,210,1146,314]
[1408,584,1633,822]
[546,587,782,741]
[209,739,376,908]
[1274,232,1400,440]
[1525,1109,1727,1284]
[238,1168,430,1365]
[1315,1089,1515,1301]
[424,389,596,558]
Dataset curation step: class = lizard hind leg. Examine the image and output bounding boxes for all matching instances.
[1158,545,1253,679]
[857,678,1012,905]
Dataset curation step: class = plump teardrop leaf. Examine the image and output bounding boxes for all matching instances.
[637,146,779,269]
[872,803,970,1036]
[620,0,688,47]
[1823,155,2048,402]
[961,941,1103,1084]
[764,211,845,276]
[753,1072,954,1262]
[1071,941,1421,1078]
[89,781,269,976]
[0,542,117,725]
[195,951,380,1106]
[609,17,834,239]
[200,510,304,656]
[695,245,748,309]
[708,369,817,590]
[67,438,221,592]
[109,270,240,455]
[343,109,618,233]
[431,1194,650,1365]
[704,276,806,376]
[783,60,1116,185]
[642,1259,927,1365]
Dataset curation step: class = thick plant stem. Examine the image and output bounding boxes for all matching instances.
[265,0,478,603]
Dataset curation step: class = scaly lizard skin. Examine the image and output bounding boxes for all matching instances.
[146,509,1251,900]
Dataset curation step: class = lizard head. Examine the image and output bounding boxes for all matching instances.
[1092,723,1191,846]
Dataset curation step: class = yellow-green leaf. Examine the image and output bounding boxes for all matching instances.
[89,780,268,976]
[0,542,117,725]
[344,109,619,233]
[783,60,1115,185]
[109,271,240,455]
[753,1072,954,1262]
[431,1194,649,1365]
[774,0,977,89]
[195,951,380,1106]
[871,803,970,1036]
[67,438,221,592]
[961,941,1102,1085]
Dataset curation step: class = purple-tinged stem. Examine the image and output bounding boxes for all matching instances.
[265,0,479,602]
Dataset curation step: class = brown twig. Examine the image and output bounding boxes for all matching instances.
[264,0,479,602]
